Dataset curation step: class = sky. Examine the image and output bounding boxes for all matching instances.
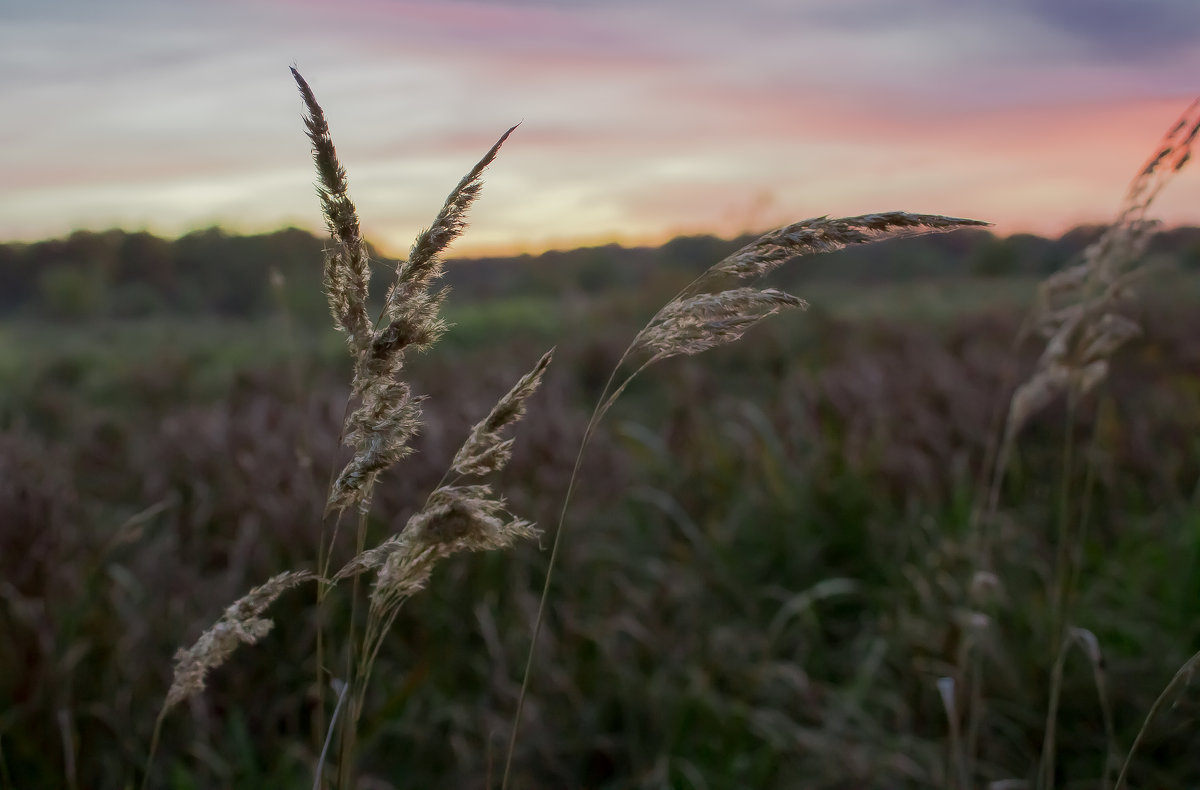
[2,0,1199,257]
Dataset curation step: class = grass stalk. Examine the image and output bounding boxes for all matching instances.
[1038,389,1079,790]
[1113,650,1200,789]
[313,679,349,790]
[501,213,987,788]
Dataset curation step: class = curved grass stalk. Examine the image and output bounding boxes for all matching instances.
[501,212,988,789]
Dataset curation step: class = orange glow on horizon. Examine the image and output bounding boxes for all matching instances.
[4,1,1198,257]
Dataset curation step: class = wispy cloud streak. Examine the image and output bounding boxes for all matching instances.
[1,0,1196,254]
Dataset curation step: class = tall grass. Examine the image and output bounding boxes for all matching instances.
[147,68,985,786]
[2,72,1195,789]
[958,98,1200,789]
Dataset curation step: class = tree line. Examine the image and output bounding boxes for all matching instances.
[1,224,1198,322]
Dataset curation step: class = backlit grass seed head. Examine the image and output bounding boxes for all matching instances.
[327,381,425,515]
[291,67,371,359]
[370,485,537,611]
[292,65,516,515]
[633,288,806,361]
[369,290,449,364]
[166,570,316,710]
[1007,98,1199,443]
[701,212,989,284]
[453,349,555,476]
[392,125,517,302]
[367,126,518,384]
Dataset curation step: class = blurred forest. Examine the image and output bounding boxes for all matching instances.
[4,223,1200,322]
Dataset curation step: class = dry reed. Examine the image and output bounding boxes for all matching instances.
[164,570,317,711]
[153,69,547,787]
[1005,99,1200,448]
[503,209,988,786]
[160,64,993,789]
[965,96,1200,790]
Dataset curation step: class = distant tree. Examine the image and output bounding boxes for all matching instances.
[1182,242,1200,271]
[970,236,1021,277]
[38,264,108,320]
[0,243,31,312]
[117,231,176,295]
[658,234,736,276]
[109,281,167,318]
[176,228,269,316]
[4,222,1200,320]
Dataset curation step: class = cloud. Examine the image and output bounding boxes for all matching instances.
[1014,0,1200,62]
[2,0,1197,254]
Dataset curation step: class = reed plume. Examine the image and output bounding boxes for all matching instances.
[504,207,988,788]
[292,65,522,517]
[1005,99,1200,447]
[153,70,546,788]
[165,570,317,710]
[291,68,371,359]
[699,211,990,283]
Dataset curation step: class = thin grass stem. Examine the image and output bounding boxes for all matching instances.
[1039,389,1080,790]
[1113,651,1200,789]
[314,679,349,790]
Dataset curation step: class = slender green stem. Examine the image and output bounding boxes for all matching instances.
[971,327,1028,565]
[1039,390,1079,790]
[961,331,1027,783]
[1065,401,1104,626]
[1114,651,1200,789]
[500,412,598,790]
[315,392,356,777]
[500,271,720,790]
[314,680,349,790]
[139,708,167,790]
[336,485,375,790]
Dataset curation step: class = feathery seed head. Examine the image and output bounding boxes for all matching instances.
[452,349,554,476]
[327,380,424,515]
[292,67,371,359]
[166,571,316,710]
[1007,97,1198,444]
[370,485,537,610]
[385,126,518,324]
[702,212,988,284]
[633,288,806,362]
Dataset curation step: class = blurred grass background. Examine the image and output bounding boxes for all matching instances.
[2,228,1200,789]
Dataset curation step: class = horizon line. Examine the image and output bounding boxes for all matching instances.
[3,216,1191,260]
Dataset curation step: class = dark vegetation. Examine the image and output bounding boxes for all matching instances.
[5,223,1200,322]
[2,226,1200,788]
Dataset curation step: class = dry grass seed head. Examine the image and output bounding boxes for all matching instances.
[1008,311,1140,441]
[333,535,402,581]
[700,212,989,284]
[313,115,515,515]
[334,349,551,576]
[393,125,518,300]
[327,383,425,515]
[634,287,806,361]
[452,349,555,476]
[369,485,537,611]
[366,126,519,384]
[165,570,317,710]
[291,68,371,358]
[1009,97,1200,442]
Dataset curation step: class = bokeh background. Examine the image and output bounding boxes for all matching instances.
[2,1,1200,788]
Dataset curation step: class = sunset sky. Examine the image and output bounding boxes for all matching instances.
[3,0,1199,256]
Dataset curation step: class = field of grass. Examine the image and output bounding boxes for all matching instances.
[2,76,1200,790]
[3,278,1199,789]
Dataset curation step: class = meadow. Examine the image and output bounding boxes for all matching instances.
[2,81,1199,790]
